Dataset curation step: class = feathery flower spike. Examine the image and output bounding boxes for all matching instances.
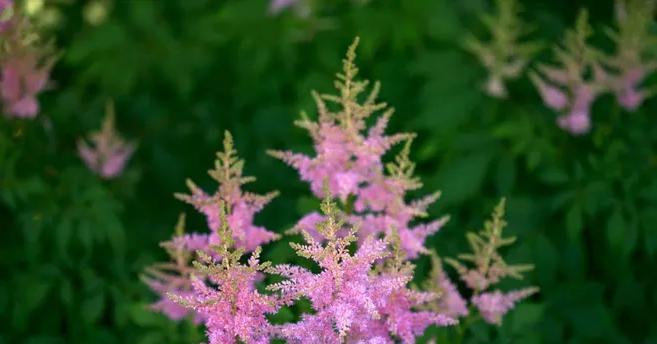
[443,199,538,325]
[171,203,279,344]
[466,0,541,98]
[269,193,455,343]
[530,10,605,135]
[176,131,279,252]
[1,2,55,118]
[603,0,657,111]
[142,214,207,322]
[146,132,278,323]
[270,38,447,258]
[78,102,135,179]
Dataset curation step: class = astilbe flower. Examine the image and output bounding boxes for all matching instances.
[530,10,606,135]
[269,0,310,17]
[78,102,135,179]
[270,38,448,258]
[0,0,12,32]
[440,199,538,325]
[176,131,279,252]
[268,195,456,344]
[603,0,657,111]
[144,131,278,322]
[171,204,279,344]
[422,253,468,319]
[470,288,537,325]
[142,214,207,322]
[465,0,541,98]
[0,3,55,119]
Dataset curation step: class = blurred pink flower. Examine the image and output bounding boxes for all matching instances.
[1,51,52,119]
[472,288,538,325]
[531,11,604,135]
[147,133,279,324]
[604,1,656,111]
[78,104,135,179]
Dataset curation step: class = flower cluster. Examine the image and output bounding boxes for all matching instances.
[466,0,540,98]
[142,214,205,322]
[269,196,455,344]
[146,39,536,343]
[145,131,278,322]
[530,10,605,135]
[470,1,657,135]
[78,102,136,179]
[175,131,279,252]
[0,0,13,32]
[433,199,538,325]
[170,206,279,344]
[602,0,657,111]
[270,38,447,259]
[0,0,55,119]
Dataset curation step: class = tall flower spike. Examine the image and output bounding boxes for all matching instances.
[171,202,279,344]
[270,37,447,258]
[78,102,135,179]
[603,0,657,111]
[423,253,468,319]
[268,194,455,344]
[176,131,279,252]
[146,132,278,323]
[530,10,606,135]
[444,199,537,325]
[0,2,55,118]
[142,214,207,322]
[465,0,541,98]
[0,0,13,33]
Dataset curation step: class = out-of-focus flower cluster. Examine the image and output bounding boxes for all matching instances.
[470,0,657,136]
[77,102,135,179]
[603,0,657,112]
[530,10,605,135]
[145,39,536,344]
[0,0,55,119]
[466,0,540,98]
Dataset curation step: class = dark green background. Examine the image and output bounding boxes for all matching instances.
[1,0,656,343]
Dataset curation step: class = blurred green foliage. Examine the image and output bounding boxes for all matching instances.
[1,0,656,343]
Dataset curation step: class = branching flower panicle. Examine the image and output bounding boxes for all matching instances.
[268,194,455,343]
[603,0,657,111]
[423,253,468,319]
[78,102,135,179]
[441,199,538,325]
[145,132,277,323]
[0,1,55,119]
[171,202,279,344]
[270,38,447,258]
[530,10,606,135]
[176,131,279,252]
[466,0,541,98]
[142,214,207,322]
